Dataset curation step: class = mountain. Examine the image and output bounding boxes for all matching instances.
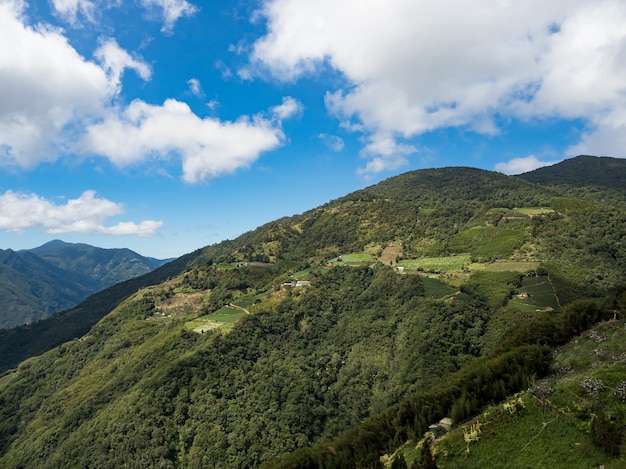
[0,240,171,329]
[0,249,202,373]
[517,155,626,193]
[28,239,168,289]
[0,156,624,468]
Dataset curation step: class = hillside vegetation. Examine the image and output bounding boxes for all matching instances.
[0,157,625,468]
[0,240,170,329]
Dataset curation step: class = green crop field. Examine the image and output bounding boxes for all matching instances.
[329,252,374,265]
[482,261,539,272]
[508,275,560,311]
[421,276,457,298]
[399,255,471,273]
[186,307,247,333]
[232,293,267,309]
[514,207,554,216]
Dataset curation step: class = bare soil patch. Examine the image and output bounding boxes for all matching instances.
[378,245,402,265]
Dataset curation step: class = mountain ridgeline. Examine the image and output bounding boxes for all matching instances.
[0,240,171,329]
[0,155,625,468]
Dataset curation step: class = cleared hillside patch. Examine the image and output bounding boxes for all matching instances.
[186,307,246,333]
[508,275,559,311]
[378,245,402,265]
[329,253,374,266]
[448,226,528,262]
[421,276,457,298]
[480,261,540,272]
[399,255,471,273]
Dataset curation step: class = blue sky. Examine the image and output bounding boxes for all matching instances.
[0,0,625,259]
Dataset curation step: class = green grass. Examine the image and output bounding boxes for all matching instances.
[399,255,471,273]
[421,276,457,298]
[329,252,375,265]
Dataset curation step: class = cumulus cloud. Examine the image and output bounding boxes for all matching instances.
[495,155,561,175]
[251,0,626,173]
[0,190,162,236]
[0,2,294,185]
[0,1,152,168]
[139,0,198,33]
[270,96,302,121]
[82,98,294,183]
[0,0,109,167]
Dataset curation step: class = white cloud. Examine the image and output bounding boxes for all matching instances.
[567,120,626,159]
[251,0,626,172]
[319,133,344,152]
[50,0,198,32]
[270,96,302,121]
[51,0,95,24]
[0,0,109,167]
[94,38,152,94]
[82,98,292,183]
[187,78,203,97]
[0,1,151,168]
[139,0,198,33]
[495,155,561,175]
[0,2,288,184]
[0,190,162,236]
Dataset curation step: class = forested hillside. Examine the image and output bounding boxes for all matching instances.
[0,240,170,329]
[0,157,625,468]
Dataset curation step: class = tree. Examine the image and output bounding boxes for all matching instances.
[415,436,437,469]
[391,453,408,469]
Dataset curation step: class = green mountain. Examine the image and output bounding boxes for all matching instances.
[517,154,626,193]
[0,156,624,468]
[0,240,171,329]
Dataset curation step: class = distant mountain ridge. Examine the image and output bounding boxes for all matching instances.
[0,240,170,329]
[517,155,626,192]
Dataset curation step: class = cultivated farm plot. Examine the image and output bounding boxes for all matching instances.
[479,261,540,272]
[233,292,267,309]
[399,255,471,273]
[514,207,554,216]
[186,307,247,334]
[509,275,560,311]
[329,252,374,265]
[378,245,402,265]
[185,292,262,333]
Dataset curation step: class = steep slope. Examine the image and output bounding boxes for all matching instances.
[0,240,170,329]
[0,159,624,468]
